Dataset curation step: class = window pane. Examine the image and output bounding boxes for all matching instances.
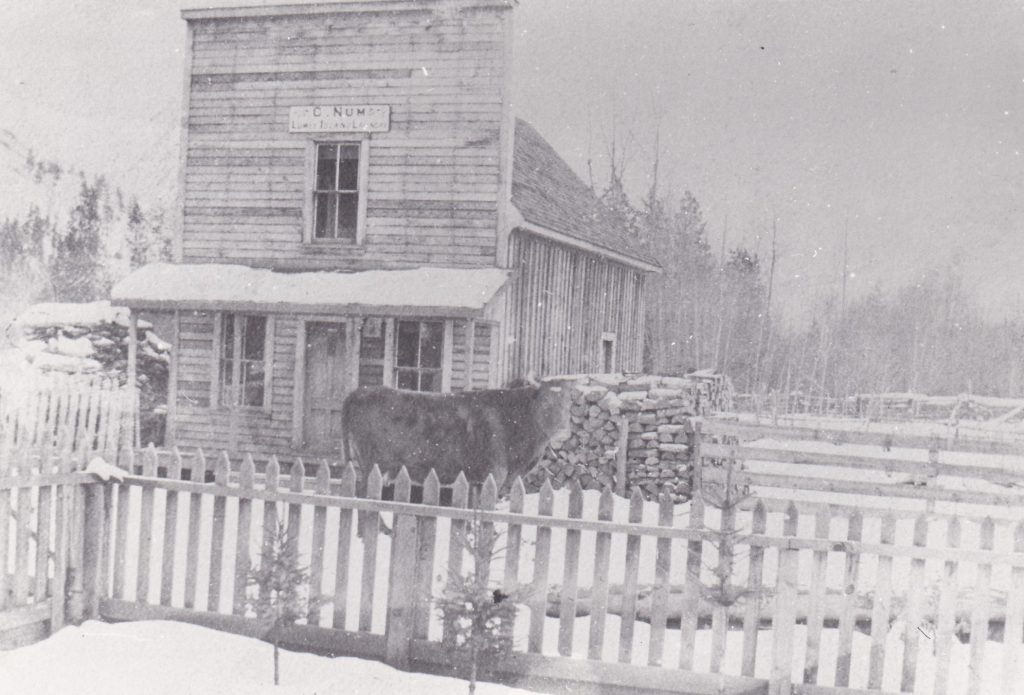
[314,193,337,239]
[220,358,233,403]
[242,358,264,384]
[337,145,359,190]
[315,144,337,190]
[419,321,444,368]
[396,369,417,391]
[243,382,265,407]
[222,314,235,359]
[419,370,442,392]
[242,316,266,361]
[396,321,419,367]
[337,193,358,239]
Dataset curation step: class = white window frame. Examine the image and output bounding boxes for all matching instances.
[393,319,448,393]
[211,312,274,412]
[303,138,370,245]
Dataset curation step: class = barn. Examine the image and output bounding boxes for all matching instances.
[111,0,659,458]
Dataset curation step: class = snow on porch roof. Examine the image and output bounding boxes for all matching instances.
[111,263,509,317]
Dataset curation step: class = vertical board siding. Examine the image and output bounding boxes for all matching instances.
[182,6,509,269]
[505,230,646,380]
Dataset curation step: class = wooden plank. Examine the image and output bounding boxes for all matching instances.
[528,479,554,653]
[648,492,674,667]
[933,516,961,695]
[679,496,705,670]
[588,486,614,660]
[232,455,255,615]
[358,464,382,633]
[769,503,799,695]
[900,514,928,692]
[112,451,133,600]
[260,456,281,606]
[160,449,184,606]
[307,461,329,627]
[867,516,896,689]
[136,446,158,603]
[442,471,470,645]
[207,452,229,612]
[558,480,584,657]
[617,488,644,664]
[286,460,303,564]
[834,512,863,687]
[741,501,768,677]
[332,462,357,629]
[1002,521,1024,693]
[12,455,33,605]
[802,507,831,685]
[412,468,439,640]
[502,476,524,596]
[34,461,53,603]
[968,518,994,695]
[183,450,206,610]
[385,467,417,669]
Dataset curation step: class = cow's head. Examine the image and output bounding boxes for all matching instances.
[534,377,574,447]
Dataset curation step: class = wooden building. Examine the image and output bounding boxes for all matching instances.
[112,0,659,457]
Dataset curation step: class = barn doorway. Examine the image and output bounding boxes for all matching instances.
[304,321,349,453]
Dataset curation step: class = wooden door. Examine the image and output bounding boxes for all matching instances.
[304,321,348,453]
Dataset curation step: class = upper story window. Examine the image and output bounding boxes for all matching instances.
[306,140,368,244]
[394,320,444,392]
[219,313,271,408]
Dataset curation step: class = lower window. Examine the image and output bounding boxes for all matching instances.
[220,313,268,407]
[394,320,443,392]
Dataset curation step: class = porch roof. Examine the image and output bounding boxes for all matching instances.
[111,263,509,318]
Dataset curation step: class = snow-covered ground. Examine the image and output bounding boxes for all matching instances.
[0,620,536,695]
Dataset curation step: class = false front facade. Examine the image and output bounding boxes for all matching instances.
[112,0,658,458]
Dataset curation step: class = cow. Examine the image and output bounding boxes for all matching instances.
[341,378,573,499]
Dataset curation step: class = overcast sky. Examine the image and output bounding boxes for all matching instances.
[2,0,1022,322]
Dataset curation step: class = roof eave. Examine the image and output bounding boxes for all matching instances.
[181,0,513,21]
[508,206,661,273]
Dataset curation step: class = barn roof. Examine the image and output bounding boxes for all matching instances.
[511,119,659,270]
[111,263,508,317]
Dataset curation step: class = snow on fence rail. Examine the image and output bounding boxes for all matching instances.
[7,438,1024,694]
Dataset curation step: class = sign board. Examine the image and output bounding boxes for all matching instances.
[289,105,390,133]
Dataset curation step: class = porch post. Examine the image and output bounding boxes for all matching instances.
[127,312,139,449]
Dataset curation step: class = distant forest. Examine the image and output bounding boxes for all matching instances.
[0,151,170,327]
[594,164,1024,398]
[3,147,1022,398]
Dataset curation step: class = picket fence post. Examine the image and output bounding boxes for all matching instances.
[385,467,418,670]
[80,480,107,620]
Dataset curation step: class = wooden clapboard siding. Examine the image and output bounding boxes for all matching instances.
[170,309,498,460]
[504,230,646,380]
[180,4,511,270]
[450,319,496,390]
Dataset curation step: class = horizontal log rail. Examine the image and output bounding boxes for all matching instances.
[702,418,1024,457]
[701,442,1024,485]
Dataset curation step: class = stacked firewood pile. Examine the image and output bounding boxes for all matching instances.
[530,373,729,501]
[15,301,170,445]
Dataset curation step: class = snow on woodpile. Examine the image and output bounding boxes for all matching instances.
[13,300,169,444]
